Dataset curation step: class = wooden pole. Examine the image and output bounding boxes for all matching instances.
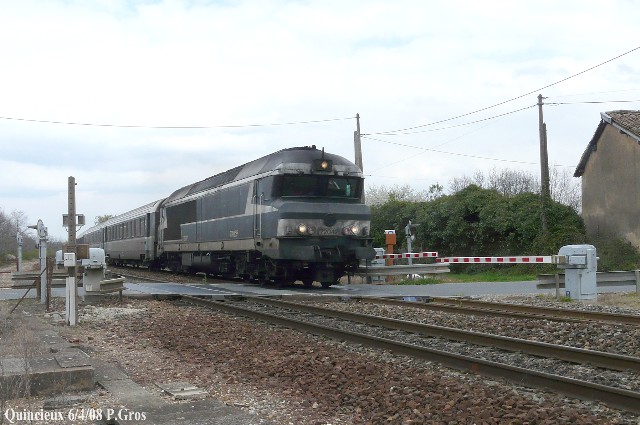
[538,94,551,235]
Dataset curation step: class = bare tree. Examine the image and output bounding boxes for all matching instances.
[486,168,538,197]
[449,170,486,193]
[94,214,114,225]
[549,167,581,212]
[0,209,38,258]
[448,167,581,211]
[366,183,443,206]
[0,208,13,257]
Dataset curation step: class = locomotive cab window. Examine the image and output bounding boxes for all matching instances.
[276,175,361,199]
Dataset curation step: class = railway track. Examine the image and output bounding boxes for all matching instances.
[253,297,640,372]
[359,296,640,326]
[178,295,640,414]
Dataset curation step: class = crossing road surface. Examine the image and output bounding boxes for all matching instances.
[1,279,633,301]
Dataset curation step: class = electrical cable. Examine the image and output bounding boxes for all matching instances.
[546,100,640,105]
[369,45,640,135]
[0,115,355,129]
[547,88,640,98]
[362,135,576,168]
[365,105,535,136]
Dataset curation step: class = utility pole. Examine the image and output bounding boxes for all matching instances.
[16,234,23,272]
[538,94,551,235]
[354,113,363,172]
[66,176,78,326]
[354,113,365,203]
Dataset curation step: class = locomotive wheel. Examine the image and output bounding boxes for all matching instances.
[302,279,314,287]
[320,282,333,288]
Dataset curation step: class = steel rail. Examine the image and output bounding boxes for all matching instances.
[429,296,640,326]
[247,297,640,372]
[359,296,586,323]
[358,296,640,326]
[179,295,640,414]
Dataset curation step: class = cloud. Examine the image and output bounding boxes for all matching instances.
[1,0,639,240]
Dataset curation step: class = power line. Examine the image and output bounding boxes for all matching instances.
[364,105,535,136]
[0,115,355,129]
[371,118,505,172]
[546,99,640,105]
[371,45,640,135]
[362,135,576,168]
[547,88,640,98]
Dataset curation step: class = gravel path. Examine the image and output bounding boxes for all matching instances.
[59,298,640,424]
[236,299,640,393]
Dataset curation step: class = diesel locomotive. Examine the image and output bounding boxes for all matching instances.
[78,146,375,287]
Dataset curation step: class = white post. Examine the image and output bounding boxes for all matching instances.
[66,277,76,325]
[39,229,47,304]
[64,252,77,326]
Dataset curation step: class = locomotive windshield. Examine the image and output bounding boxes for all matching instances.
[277,175,361,199]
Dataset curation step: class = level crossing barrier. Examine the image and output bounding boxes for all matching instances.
[361,245,600,300]
[436,256,556,264]
[375,251,438,260]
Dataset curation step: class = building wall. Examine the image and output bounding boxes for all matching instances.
[581,125,640,247]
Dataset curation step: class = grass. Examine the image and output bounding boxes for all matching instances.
[594,292,640,309]
[396,271,538,285]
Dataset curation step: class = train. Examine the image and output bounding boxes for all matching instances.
[78,146,375,287]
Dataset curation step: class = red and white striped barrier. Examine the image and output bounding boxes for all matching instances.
[436,256,554,264]
[375,251,438,260]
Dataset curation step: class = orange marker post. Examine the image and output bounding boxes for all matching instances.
[384,230,396,283]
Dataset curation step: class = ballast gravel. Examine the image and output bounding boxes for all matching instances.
[59,298,640,425]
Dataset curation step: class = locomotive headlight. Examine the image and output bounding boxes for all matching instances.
[343,225,360,236]
[313,159,333,171]
[296,223,308,235]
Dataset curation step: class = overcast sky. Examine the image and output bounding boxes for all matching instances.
[1,0,639,241]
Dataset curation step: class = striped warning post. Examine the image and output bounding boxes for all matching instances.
[436,256,554,264]
[375,252,439,260]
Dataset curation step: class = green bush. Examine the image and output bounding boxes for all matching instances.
[370,185,587,273]
[588,236,640,271]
